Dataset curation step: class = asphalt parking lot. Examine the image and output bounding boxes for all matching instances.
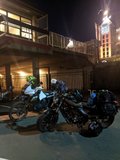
[0,101,120,160]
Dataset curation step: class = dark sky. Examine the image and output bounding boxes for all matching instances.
[22,0,120,42]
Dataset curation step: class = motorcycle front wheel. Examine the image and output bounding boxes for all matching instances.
[37,111,58,132]
[9,101,28,122]
[100,115,115,129]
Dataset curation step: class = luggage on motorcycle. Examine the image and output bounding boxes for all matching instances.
[51,80,68,93]
[79,120,103,137]
[97,90,117,116]
[87,91,97,107]
[66,89,83,103]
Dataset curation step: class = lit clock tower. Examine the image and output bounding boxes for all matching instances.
[95,10,116,61]
[100,10,112,59]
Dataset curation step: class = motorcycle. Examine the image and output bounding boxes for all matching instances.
[36,90,89,132]
[85,90,119,127]
[37,88,119,137]
[0,86,13,102]
[9,84,55,122]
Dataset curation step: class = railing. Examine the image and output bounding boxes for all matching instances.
[38,31,87,54]
[0,14,95,55]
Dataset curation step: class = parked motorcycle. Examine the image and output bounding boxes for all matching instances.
[37,88,119,137]
[9,84,55,122]
[85,90,118,124]
[0,86,13,102]
[36,79,90,133]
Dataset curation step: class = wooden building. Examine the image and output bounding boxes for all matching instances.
[0,0,94,92]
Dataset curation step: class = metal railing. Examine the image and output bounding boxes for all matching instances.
[0,14,94,55]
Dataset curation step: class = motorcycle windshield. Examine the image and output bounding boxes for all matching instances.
[24,85,35,96]
[39,90,47,101]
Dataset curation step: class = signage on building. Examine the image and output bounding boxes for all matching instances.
[101,24,110,34]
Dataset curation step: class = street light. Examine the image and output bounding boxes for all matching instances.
[66,39,74,49]
[103,10,108,16]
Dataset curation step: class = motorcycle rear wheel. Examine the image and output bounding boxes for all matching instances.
[37,112,58,132]
[100,115,115,129]
[9,101,28,122]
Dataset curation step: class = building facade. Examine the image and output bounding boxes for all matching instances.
[0,0,94,92]
[95,10,120,62]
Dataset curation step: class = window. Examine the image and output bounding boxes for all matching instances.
[8,12,20,21]
[0,9,7,32]
[21,17,32,39]
[106,34,109,38]
[8,23,20,35]
[0,9,32,40]
[0,9,7,15]
[103,44,105,47]
[106,52,109,57]
[21,17,31,25]
[103,52,105,56]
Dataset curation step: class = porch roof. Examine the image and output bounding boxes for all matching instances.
[0,34,93,70]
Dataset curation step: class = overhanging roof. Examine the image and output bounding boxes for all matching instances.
[0,34,93,69]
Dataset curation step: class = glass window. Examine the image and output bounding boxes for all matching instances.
[9,26,20,35]
[0,21,7,32]
[103,52,105,58]
[21,17,31,25]
[0,9,7,32]
[0,9,7,15]
[21,32,32,39]
[0,24,6,32]
[106,52,109,57]
[8,12,20,21]
[21,17,32,39]
[8,23,20,35]
[106,34,109,38]
[22,27,31,33]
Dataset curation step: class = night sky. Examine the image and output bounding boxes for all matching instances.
[22,0,120,42]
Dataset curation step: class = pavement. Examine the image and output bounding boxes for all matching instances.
[0,98,120,160]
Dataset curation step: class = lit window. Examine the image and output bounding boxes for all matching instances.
[8,23,20,35]
[21,17,32,39]
[0,9,7,32]
[21,17,31,25]
[9,26,20,35]
[0,22,7,32]
[21,32,32,39]
[8,12,20,21]
[0,9,7,15]
[22,27,31,33]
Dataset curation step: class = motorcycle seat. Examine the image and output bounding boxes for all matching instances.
[65,98,82,107]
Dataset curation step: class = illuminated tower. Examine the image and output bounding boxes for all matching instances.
[95,10,116,61]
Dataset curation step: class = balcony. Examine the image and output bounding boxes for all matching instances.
[0,14,93,56]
